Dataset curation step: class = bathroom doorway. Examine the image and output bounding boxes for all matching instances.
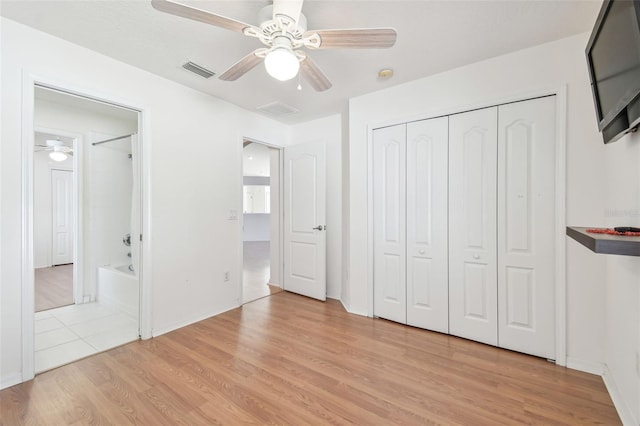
[241,141,283,303]
[32,86,141,373]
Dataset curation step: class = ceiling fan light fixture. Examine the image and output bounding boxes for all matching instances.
[264,47,300,81]
[49,151,68,162]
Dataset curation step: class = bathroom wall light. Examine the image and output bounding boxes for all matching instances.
[264,37,300,82]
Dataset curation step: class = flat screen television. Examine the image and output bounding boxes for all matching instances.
[586,0,640,144]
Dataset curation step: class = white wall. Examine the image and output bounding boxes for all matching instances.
[602,131,640,425]
[1,17,289,388]
[348,33,607,367]
[290,114,342,300]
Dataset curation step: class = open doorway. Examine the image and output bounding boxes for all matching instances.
[242,141,283,303]
[32,86,141,373]
[34,132,76,312]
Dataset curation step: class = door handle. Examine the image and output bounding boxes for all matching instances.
[312,225,325,231]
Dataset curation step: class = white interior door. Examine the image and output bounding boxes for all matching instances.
[373,124,406,323]
[497,96,556,359]
[283,141,326,301]
[51,169,73,265]
[448,107,498,346]
[406,117,449,333]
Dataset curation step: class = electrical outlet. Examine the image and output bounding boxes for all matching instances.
[224,271,230,282]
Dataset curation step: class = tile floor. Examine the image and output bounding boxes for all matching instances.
[34,302,138,373]
[243,241,273,303]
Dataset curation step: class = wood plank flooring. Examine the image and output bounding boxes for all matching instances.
[1,292,620,425]
[34,264,73,312]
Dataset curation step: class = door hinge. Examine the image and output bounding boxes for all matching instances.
[140,234,143,241]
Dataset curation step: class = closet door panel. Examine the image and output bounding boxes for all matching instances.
[406,116,449,332]
[373,124,407,323]
[449,107,498,346]
[497,96,556,359]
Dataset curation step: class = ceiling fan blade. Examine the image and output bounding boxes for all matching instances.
[300,55,332,92]
[218,50,265,81]
[303,28,397,49]
[151,0,257,35]
[272,0,304,27]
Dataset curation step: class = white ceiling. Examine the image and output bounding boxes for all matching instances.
[2,1,602,125]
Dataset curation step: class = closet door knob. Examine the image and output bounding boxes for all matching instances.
[418,249,425,255]
[473,254,480,260]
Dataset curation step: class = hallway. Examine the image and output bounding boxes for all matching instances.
[242,241,281,303]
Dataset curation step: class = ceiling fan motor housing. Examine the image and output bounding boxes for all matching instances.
[258,5,307,41]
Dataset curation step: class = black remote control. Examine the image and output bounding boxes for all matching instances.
[614,227,640,233]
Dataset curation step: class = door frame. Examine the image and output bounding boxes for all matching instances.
[35,126,83,305]
[21,72,153,382]
[238,138,284,305]
[366,86,567,366]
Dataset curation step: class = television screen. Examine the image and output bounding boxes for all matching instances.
[586,0,640,142]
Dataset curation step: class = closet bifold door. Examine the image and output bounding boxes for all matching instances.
[406,117,449,333]
[448,107,498,346]
[373,124,407,323]
[497,96,556,359]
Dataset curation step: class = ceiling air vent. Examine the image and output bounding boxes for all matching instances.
[182,61,215,79]
[256,101,300,117]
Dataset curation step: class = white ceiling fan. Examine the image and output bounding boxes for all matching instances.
[151,0,397,91]
[35,139,73,162]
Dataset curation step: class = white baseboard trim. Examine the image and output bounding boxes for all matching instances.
[602,366,638,426]
[151,303,240,338]
[338,297,350,313]
[343,304,367,317]
[1,372,24,390]
[565,357,605,375]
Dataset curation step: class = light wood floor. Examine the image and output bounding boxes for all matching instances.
[34,264,73,312]
[1,292,620,425]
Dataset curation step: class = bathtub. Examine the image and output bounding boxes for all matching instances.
[97,264,139,318]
